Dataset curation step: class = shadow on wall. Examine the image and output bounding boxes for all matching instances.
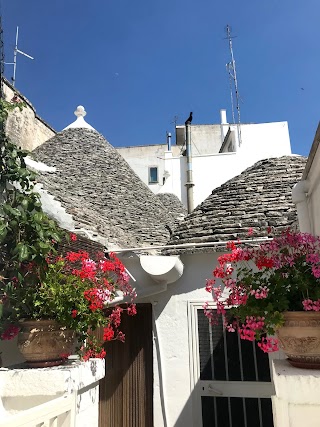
[0,336,25,367]
[156,329,275,427]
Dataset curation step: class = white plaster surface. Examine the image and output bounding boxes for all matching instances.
[272,359,320,427]
[303,141,320,236]
[139,252,222,427]
[140,255,184,283]
[25,156,56,172]
[0,359,105,426]
[64,106,96,131]
[118,120,292,208]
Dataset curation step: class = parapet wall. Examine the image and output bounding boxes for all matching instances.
[3,79,56,151]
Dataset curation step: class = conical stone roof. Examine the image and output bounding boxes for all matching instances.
[32,127,176,249]
[155,193,187,224]
[164,156,307,254]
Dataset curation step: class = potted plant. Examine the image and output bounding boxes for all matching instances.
[1,237,137,366]
[204,229,320,368]
[0,97,137,366]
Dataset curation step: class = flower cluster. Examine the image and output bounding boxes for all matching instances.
[205,230,320,353]
[0,236,137,360]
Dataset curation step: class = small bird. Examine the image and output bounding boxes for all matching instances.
[185,112,193,125]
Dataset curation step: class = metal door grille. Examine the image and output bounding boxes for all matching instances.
[197,309,274,427]
[202,397,273,427]
[198,310,271,382]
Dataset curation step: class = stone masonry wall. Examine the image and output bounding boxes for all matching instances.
[3,79,55,151]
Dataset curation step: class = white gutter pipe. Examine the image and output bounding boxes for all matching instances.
[292,180,311,233]
[110,256,184,305]
[109,283,168,306]
[112,237,273,254]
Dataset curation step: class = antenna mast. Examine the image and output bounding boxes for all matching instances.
[5,26,34,86]
[225,24,242,146]
[0,14,4,98]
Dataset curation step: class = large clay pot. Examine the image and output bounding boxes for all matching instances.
[276,311,320,369]
[18,319,75,368]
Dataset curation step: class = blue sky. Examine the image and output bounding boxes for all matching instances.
[2,0,319,155]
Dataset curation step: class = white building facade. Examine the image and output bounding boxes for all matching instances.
[116,110,292,209]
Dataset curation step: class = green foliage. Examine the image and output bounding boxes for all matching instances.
[0,97,63,286]
[207,231,320,349]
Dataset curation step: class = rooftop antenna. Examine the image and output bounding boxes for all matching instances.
[0,15,4,98]
[225,24,242,146]
[171,115,178,126]
[5,26,34,87]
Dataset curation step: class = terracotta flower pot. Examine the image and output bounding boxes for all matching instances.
[276,311,320,369]
[17,319,75,368]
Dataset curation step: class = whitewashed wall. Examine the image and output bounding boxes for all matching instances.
[0,359,105,427]
[148,252,217,427]
[119,121,292,209]
[303,139,320,235]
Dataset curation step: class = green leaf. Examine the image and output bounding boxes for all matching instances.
[14,243,30,262]
[51,232,62,243]
[33,212,44,223]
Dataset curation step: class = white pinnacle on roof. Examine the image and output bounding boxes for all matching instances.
[63,106,96,131]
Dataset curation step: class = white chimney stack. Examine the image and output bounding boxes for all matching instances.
[220,109,228,142]
[220,109,227,125]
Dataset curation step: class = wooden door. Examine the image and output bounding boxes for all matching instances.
[98,304,153,427]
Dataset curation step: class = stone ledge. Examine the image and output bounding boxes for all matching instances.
[272,359,320,404]
[0,359,105,424]
[0,358,105,397]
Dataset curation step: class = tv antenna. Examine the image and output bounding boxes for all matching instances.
[225,24,242,146]
[5,26,34,87]
[0,15,4,98]
[171,115,178,126]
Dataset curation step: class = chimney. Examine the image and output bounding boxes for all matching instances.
[220,109,228,142]
[167,132,172,151]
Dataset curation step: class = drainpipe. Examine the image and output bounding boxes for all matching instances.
[185,122,194,213]
[292,180,311,233]
[166,132,172,151]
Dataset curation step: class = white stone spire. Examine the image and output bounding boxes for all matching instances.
[63,105,96,131]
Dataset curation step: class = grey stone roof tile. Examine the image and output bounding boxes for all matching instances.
[32,128,178,249]
[164,156,307,254]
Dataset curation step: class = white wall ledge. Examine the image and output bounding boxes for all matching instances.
[0,359,105,426]
[272,359,320,427]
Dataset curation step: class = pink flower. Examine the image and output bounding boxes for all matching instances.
[117,331,125,343]
[257,337,279,353]
[312,265,320,278]
[70,233,77,241]
[127,304,137,316]
[302,298,320,311]
[1,325,20,340]
[226,324,235,332]
[205,279,215,293]
[252,286,269,299]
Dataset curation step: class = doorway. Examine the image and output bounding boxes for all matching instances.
[189,303,275,427]
[98,303,153,427]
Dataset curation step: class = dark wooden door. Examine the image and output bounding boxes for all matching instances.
[98,304,153,427]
